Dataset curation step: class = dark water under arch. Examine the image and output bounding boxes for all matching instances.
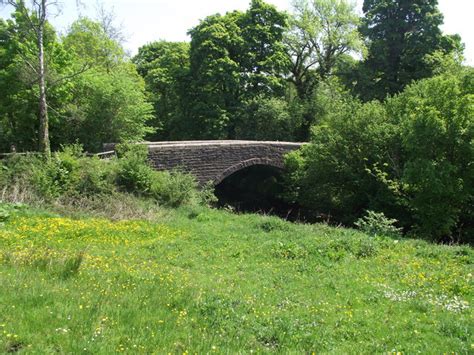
[214,164,309,221]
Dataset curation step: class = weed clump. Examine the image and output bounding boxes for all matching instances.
[258,217,291,233]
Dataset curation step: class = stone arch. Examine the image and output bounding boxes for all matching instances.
[212,157,284,186]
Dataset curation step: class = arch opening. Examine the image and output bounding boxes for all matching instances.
[214,164,299,219]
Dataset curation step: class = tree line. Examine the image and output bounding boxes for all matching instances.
[0,0,463,151]
[134,0,463,142]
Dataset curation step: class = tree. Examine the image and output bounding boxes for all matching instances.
[186,0,289,139]
[354,0,463,101]
[133,41,190,140]
[60,64,153,151]
[187,12,244,139]
[63,17,124,71]
[286,0,363,100]
[0,6,74,153]
[0,0,58,156]
[237,0,289,98]
[60,18,153,151]
[285,0,363,140]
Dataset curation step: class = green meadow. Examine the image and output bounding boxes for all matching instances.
[0,203,472,353]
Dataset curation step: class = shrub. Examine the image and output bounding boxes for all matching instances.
[30,144,116,199]
[387,69,474,242]
[258,217,290,233]
[0,143,202,210]
[354,238,378,258]
[33,149,81,198]
[0,205,10,224]
[115,143,155,195]
[1,154,42,185]
[0,145,117,201]
[284,98,401,226]
[151,170,198,207]
[0,202,26,225]
[114,142,148,159]
[355,210,402,238]
[199,181,218,207]
[0,154,46,202]
[75,157,116,196]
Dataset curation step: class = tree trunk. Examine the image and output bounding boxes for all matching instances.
[37,0,50,157]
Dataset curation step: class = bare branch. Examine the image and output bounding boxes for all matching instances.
[95,0,126,44]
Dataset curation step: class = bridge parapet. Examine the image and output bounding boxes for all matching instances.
[148,140,303,185]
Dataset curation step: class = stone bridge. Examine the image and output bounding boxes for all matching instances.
[105,140,304,186]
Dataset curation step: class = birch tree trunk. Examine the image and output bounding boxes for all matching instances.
[37,0,50,157]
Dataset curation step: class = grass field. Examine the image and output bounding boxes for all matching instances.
[0,203,472,353]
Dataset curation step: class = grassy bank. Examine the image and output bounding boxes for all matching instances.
[0,204,472,353]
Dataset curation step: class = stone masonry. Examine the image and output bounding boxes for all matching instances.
[104,141,304,186]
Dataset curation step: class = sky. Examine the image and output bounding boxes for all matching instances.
[1,0,473,64]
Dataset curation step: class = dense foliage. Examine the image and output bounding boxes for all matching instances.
[285,69,474,243]
[0,12,152,153]
[0,144,200,208]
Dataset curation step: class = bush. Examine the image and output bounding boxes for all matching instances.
[387,70,474,242]
[258,217,290,233]
[0,202,26,225]
[30,144,116,199]
[0,143,204,210]
[0,154,42,185]
[0,205,10,224]
[33,147,82,198]
[151,170,198,207]
[75,157,116,196]
[284,97,401,226]
[115,143,155,195]
[0,154,46,202]
[115,143,199,207]
[198,181,218,207]
[355,210,402,238]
